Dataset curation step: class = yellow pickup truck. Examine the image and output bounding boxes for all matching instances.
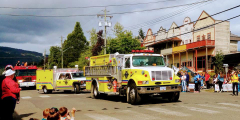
[36,67,86,94]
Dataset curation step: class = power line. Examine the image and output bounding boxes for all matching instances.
[143,13,240,45]
[126,2,200,30]
[0,0,176,9]
[127,0,215,31]
[142,4,240,38]
[0,0,211,17]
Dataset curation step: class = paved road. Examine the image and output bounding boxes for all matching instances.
[14,89,240,120]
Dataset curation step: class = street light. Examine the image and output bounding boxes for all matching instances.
[61,46,73,68]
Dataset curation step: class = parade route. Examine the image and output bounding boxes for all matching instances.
[14,89,240,120]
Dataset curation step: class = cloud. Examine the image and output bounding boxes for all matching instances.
[0,0,239,53]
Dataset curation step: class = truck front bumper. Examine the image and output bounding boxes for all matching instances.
[137,85,181,94]
[19,82,36,87]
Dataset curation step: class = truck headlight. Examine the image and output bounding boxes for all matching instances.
[175,79,180,83]
[138,81,149,85]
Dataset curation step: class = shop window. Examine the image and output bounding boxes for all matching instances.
[182,61,192,67]
[207,33,211,40]
[197,36,200,41]
[202,35,205,40]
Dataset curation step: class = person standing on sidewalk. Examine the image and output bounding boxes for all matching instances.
[1,69,21,120]
[232,71,239,96]
[181,72,187,92]
[185,71,190,92]
[218,72,224,93]
[194,73,200,93]
[205,72,210,89]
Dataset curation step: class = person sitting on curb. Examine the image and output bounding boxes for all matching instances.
[59,107,76,120]
[42,108,50,120]
[48,108,60,120]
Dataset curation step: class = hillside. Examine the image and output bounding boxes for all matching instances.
[0,46,43,68]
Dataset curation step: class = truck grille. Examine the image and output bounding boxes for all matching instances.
[23,77,32,82]
[151,70,172,80]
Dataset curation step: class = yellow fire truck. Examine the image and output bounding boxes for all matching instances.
[36,66,86,94]
[85,51,181,104]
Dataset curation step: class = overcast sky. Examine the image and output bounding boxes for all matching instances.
[0,0,240,53]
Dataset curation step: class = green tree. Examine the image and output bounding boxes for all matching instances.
[109,30,144,54]
[113,22,124,36]
[92,30,104,56]
[214,51,224,74]
[63,22,89,67]
[88,28,98,47]
[69,47,92,70]
[48,46,61,68]
[138,28,145,39]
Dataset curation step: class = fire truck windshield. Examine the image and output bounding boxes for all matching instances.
[15,69,37,76]
[71,72,84,79]
[132,56,165,67]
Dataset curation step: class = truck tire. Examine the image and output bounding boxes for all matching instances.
[128,83,141,105]
[168,92,180,102]
[91,83,99,99]
[74,84,80,94]
[43,87,52,94]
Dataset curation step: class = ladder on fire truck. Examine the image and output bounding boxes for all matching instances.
[84,65,118,77]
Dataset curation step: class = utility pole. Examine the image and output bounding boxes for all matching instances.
[44,49,46,70]
[61,36,64,68]
[97,8,113,54]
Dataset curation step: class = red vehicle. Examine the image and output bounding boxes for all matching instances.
[14,66,37,88]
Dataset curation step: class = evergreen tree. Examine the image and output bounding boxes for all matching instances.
[63,22,89,67]
[48,46,61,68]
[138,28,145,39]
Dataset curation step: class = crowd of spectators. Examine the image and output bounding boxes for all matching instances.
[179,70,239,96]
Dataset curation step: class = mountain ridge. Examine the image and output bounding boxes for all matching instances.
[0,46,43,68]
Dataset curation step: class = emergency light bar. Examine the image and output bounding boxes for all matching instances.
[132,50,154,53]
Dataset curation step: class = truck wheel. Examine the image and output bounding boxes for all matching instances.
[74,84,80,94]
[168,92,180,102]
[128,83,141,105]
[91,84,99,99]
[43,87,48,94]
[43,87,52,94]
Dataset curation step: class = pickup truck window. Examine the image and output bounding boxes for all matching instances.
[71,72,84,79]
[66,73,72,79]
[132,56,165,67]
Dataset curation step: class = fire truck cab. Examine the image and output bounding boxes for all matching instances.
[36,66,86,94]
[14,66,37,88]
[85,50,181,105]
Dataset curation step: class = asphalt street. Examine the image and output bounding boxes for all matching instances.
[13,88,240,120]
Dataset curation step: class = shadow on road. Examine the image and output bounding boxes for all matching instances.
[13,111,36,120]
[38,90,90,95]
[88,95,181,105]
[21,87,36,91]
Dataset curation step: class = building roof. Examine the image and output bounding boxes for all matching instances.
[230,33,240,41]
[146,37,182,47]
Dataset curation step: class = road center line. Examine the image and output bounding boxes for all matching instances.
[21,96,32,99]
[120,110,158,120]
[218,103,240,107]
[180,106,220,114]
[146,107,190,117]
[39,95,50,98]
[85,113,119,120]
[198,104,240,112]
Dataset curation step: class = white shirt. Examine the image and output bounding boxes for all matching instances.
[181,75,186,81]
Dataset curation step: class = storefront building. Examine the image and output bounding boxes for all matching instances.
[144,11,231,73]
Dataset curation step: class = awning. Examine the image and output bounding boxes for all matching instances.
[146,37,182,47]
